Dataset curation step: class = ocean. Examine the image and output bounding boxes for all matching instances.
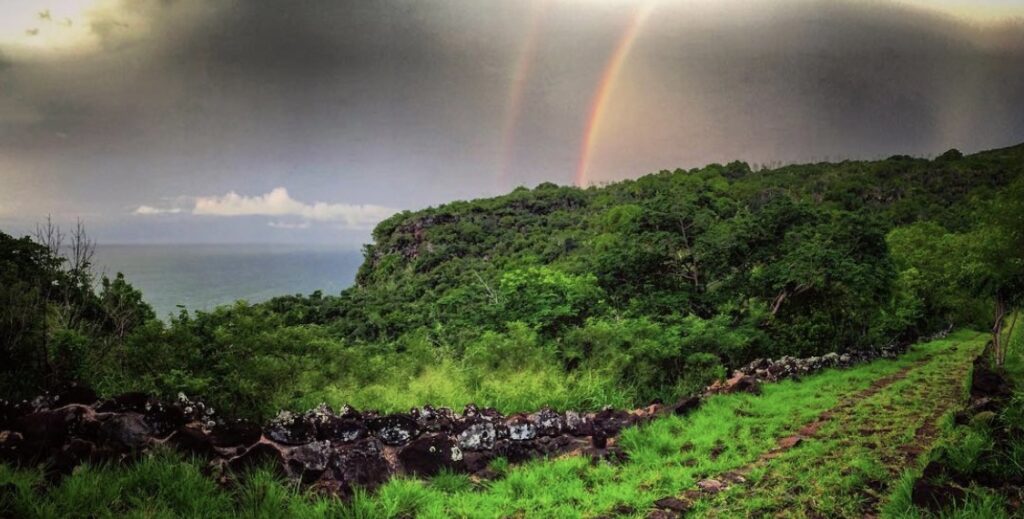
[92,244,364,319]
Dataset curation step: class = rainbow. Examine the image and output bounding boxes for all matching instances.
[574,2,657,186]
[497,0,548,190]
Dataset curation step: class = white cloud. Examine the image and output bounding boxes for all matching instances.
[268,220,311,230]
[193,187,395,229]
[134,205,182,215]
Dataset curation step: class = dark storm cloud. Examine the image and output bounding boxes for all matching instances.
[1,0,1023,242]
[589,1,1024,178]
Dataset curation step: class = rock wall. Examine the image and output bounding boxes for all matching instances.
[0,389,674,496]
[0,338,923,496]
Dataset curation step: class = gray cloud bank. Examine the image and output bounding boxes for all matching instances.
[0,0,1022,243]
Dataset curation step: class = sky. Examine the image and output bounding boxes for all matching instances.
[1,0,1023,245]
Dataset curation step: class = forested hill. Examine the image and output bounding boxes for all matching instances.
[3,143,1022,422]
[269,143,1022,353]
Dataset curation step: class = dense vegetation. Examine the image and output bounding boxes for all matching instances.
[2,144,1023,423]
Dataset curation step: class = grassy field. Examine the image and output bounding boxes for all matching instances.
[0,331,987,518]
[882,317,1024,519]
[693,332,982,518]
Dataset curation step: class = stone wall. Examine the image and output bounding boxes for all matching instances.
[0,338,924,495]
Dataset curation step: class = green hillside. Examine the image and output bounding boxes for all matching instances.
[2,144,1023,517]
[3,144,1024,420]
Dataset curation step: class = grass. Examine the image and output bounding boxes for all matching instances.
[881,315,1024,519]
[694,331,983,518]
[0,331,987,518]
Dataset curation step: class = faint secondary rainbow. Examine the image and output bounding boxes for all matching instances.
[498,0,548,189]
[575,1,657,187]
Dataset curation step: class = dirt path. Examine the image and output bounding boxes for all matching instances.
[647,341,981,518]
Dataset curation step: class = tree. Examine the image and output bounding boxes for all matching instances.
[498,266,605,336]
[961,179,1024,365]
[0,231,62,394]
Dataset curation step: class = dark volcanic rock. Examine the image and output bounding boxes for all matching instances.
[169,425,215,457]
[327,438,392,493]
[912,479,967,511]
[461,450,496,473]
[591,408,632,436]
[229,442,287,473]
[96,392,151,413]
[265,412,316,445]
[100,413,152,450]
[0,399,32,430]
[506,415,537,441]
[653,496,691,513]
[671,396,701,416]
[399,434,464,476]
[52,438,100,476]
[287,441,333,483]
[563,410,592,436]
[971,361,1009,399]
[143,403,187,438]
[210,420,263,448]
[457,421,497,451]
[0,430,24,461]
[55,385,98,406]
[415,405,456,433]
[368,414,419,445]
[13,407,88,454]
[530,408,565,437]
[315,416,366,443]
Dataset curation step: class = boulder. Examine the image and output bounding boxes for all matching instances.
[142,403,187,438]
[327,438,392,494]
[13,407,86,454]
[506,415,537,441]
[720,373,760,395]
[971,364,1009,399]
[265,411,316,445]
[671,396,701,416]
[54,385,98,406]
[0,399,32,430]
[696,478,726,494]
[457,422,497,451]
[52,438,96,475]
[653,496,691,513]
[100,413,152,450]
[461,450,496,473]
[530,408,564,437]
[911,479,966,511]
[96,392,151,413]
[314,416,366,443]
[0,430,25,461]
[564,410,592,436]
[398,434,464,476]
[169,424,215,457]
[286,441,333,483]
[211,420,263,448]
[415,405,456,433]
[591,408,633,436]
[368,414,418,445]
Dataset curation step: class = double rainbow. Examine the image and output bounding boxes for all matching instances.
[575,2,657,186]
[497,1,657,188]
